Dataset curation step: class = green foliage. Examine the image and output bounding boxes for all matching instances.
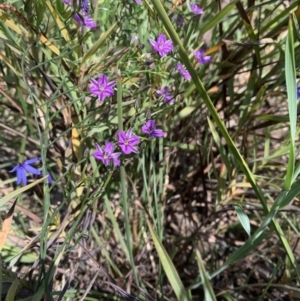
[0,0,300,300]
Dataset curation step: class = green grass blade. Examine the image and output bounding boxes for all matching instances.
[284,16,297,190]
[0,176,48,207]
[199,1,239,35]
[147,219,191,301]
[234,204,251,237]
[195,249,217,301]
[4,278,19,301]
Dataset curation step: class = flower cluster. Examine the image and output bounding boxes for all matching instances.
[93,122,164,167]
[10,157,53,186]
[149,37,210,82]
[61,0,97,29]
[58,1,209,171]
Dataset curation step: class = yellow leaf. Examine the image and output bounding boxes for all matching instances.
[0,9,29,37]
[39,34,60,55]
[0,200,17,251]
[72,124,81,160]
[45,0,70,42]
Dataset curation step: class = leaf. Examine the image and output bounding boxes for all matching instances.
[234,204,251,237]
[4,278,19,301]
[284,16,297,190]
[72,123,81,160]
[39,34,60,55]
[0,9,29,37]
[0,176,48,207]
[195,249,217,301]
[45,0,70,42]
[146,219,191,301]
[0,200,17,251]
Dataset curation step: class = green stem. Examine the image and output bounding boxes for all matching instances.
[116,70,139,285]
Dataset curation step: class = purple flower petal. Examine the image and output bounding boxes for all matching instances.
[47,173,54,185]
[17,168,26,186]
[73,13,97,29]
[24,165,42,176]
[190,3,204,15]
[118,129,140,154]
[24,157,41,165]
[177,63,191,80]
[149,34,173,57]
[156,86,174,104]
[194,49,211,65]
[93,142,121,167]
[10,157,53,186]
[141,120,165,138]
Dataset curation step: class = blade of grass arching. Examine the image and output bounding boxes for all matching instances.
[5,278,19,301]
[116,70,139,285]
[0,176,48,207]
[146,219,191,301]
[274,179,300,210]
[192,183,300,289]
[199,0,239,35]
[261,1,298,38]
[151,0,300,279]
[103,196,130,263]
[195,249,217,301]
[283,17,297,191]
[292,161,300,182]
[234,204,251,238]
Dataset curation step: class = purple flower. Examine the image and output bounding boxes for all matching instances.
[142,120,165,138]
[118,129,140,155]
[82,0,89,13]
[135,0,143,3]
[73,13,97,29]
[89,74,116,102]
[177,63,191,80]
[10,157,53,185]
[194,49,211,65]
[9,157,42,186]
[190,3,204,15]
[47,173,54,185]
[149,34,173,57]
[61,0,71,5]
[297,86,300,99]
[61,0,89,12]
[93,142,121,166]
[156,86,174,104]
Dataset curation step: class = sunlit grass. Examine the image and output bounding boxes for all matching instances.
[0,0,299,300]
